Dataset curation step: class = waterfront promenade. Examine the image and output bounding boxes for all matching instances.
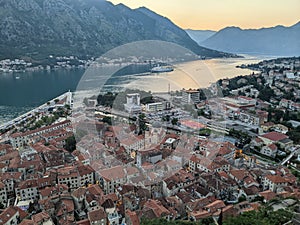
[0,91,72,132]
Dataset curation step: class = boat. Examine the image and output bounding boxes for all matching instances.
[151,66,174,73]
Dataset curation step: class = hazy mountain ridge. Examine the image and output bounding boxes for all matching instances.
[185,29,216,45]
[200,22,300,56]
[0,0,233,60]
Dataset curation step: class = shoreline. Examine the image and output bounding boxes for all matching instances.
[0,56,269,126]
[0,91,72,130]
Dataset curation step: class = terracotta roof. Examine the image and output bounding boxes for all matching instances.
[39,184,68,197]
[190,210,211,220]
[17,179,38,190]
[78,165,95,177]
[262,122,275,127]
[143,199,170,218]
[267,144,278,151]
[104,193,118,202]
[222,205,238,219]
[230,169,248,181]
[243,186,259,195]
[32,211,51,224]
[72,187,86,199]
[0,207,18,224]
[205,200,225,213]
[16,207,28,221]
[164,169,195,190]
[254,138,263,143]
[19,219,36,225]
[261,131,288,142]
[99,165,126,181]
[126,209,140,225]
[56,199,74,217]
[259,190,276,201]
[217,146,232,156]
[187,197,212,212]
[76,219,91,225]
[0,144,12,151]
[88,208,106,222]
[217,171,229,180]
[87,184,104,196]
[265,175,287,183]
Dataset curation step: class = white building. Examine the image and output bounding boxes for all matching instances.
[98,165,127,194]
[260,144,278,158]
[263,175,288,192]
[15,179,39,202]
[0,182,7,207]
[146,101,170,112]
[182,89,200,104]
[10,120,71,149]
[57,165,95,190]
[124,93,142,114]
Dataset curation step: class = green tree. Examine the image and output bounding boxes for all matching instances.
[102,116,112,125]
[223,207,293,225]
[64,135,76,152]
[238,195,247,202]
[258,86,275,102]
[171,118,178,126]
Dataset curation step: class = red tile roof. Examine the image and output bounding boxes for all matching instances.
[267,144,278,151]
[261,132,288,142]
[32,211,51,224]
[259,190,276,201]
[0,206,18,224]
[143,199,170,218]
[88,208,106,223]
[265,175,287,184]
[19,219,36,225]
[126,209,140,225]
[190,210,211,220]
[98,165,126,181]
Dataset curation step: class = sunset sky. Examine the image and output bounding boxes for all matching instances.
[109,0,300,31]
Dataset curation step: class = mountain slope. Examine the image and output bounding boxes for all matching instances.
[0,0,232,60]
[201,22,300,56]
[185,29,216,45]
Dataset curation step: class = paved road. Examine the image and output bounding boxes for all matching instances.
[281,148,299,166]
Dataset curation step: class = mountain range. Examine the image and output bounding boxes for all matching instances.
[189,22,300,56]
[0,0,234,60]
[185,29,216,45]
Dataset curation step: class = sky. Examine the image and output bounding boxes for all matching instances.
[109,0,300,31]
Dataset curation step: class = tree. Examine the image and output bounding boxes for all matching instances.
[138,115,148,134]
[258,86,274,102]
[102,116,112,125]
[171,118,178,126]
[238,195,246,202]
[64,135,76,152]
[223,207,293,225]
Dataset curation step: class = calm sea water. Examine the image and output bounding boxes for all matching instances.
[0,69,84,124]
[0,55,267,124]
